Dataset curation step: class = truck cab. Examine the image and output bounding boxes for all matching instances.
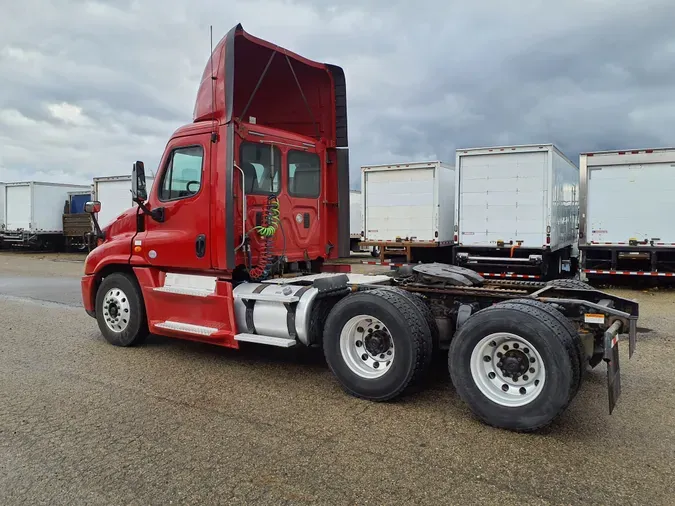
[83,24,350,285]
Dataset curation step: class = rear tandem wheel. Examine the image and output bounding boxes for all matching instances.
[448,300,581,432]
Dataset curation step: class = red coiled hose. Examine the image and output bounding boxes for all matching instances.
[249,195,279,280]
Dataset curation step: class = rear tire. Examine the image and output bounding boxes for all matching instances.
[323,288,432,401]
[546,278,592,290]
[448,301,579,431]
[95,272,149,347]
[498,299,585,395]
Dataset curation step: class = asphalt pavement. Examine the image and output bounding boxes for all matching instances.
[1,253,675,505]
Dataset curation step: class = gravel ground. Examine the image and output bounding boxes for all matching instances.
[1,252,675,505]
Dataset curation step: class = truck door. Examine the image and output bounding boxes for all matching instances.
[237,140,324,264]
[283,149,324,260]
[139,134,211,271]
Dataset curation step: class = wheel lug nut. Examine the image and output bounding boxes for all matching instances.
[497,352,503,358]
[356,340,362,347]
[380,354,385,359]
[374,325,380,330]
[529,357,535,363]
[519,387,527,395]
[483,356,491,362]
[387,350,392,355]
[523,375,529,381]
[373,362,379,369]
[503,345,509,351]
[357,327,364,333]
[513,343,519,349]
[512,375,518,381]
[361,354,368,361]
[497,361,503,368]
[529,368,535,373]
[488,372,496,379]
[524,348,530,354]
[501,384,509,392]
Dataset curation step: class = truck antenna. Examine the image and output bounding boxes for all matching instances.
[209,25,217,143]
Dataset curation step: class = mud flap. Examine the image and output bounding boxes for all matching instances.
[605,340,621,414]
[603,320,622,414]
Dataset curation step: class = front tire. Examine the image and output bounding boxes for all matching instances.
[448,301,579,431]
[95,272,149,347]
[323,288,432,401]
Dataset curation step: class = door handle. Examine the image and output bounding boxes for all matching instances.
[196,234,206,258]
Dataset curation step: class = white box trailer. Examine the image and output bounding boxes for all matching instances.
[454,144,579,279]
[361,161,455,262]
[579,147,675,278]
[0,182,5,234]
[349,190,365,252]
[93,175,155,229]
[0,181,91,248]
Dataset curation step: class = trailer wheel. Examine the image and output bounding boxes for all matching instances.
[323,288,432,401]
[95,272,149,347]
[448,301,579,431]
[546,278,592,290]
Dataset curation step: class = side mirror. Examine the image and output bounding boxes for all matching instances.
[132,160,148,202]
[84,201,101,214]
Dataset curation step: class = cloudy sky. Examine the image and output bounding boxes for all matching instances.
[1,0,674,188]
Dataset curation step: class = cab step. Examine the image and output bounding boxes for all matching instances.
[234,333,297,347]
[155,321,218,336]
[153,286,213,297]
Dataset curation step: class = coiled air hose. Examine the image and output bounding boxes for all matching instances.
[249,195,280,280]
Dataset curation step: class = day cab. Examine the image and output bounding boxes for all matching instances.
[80,23,351,349]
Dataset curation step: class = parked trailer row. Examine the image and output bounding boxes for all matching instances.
[0,175,156,250]
[0,181,91,249]
[360,145,578,279]
[360,144,675,281]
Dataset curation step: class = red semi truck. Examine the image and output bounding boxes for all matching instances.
[81,24,640,431]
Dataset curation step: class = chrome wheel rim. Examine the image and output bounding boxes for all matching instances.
[103,287,131,332]
[470,332,546,407]
[339,315,395,379]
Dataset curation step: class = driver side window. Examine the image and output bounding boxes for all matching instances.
[158,145,204,201]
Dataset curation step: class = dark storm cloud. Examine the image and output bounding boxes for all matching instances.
[1,0,674,187]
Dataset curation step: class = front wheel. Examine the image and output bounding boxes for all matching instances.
[323,288,432,401]
[95,272,149,347]
[449,301,579,432]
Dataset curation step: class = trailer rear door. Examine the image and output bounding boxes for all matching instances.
[364,166,436,241]
[6,185,31,230]
[458,151,547,247]
[587,161,675,244]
